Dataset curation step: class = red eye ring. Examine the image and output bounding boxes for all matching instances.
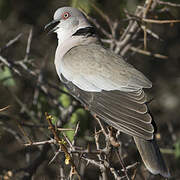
[62,12,70,20]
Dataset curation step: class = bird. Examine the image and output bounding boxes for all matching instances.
[45,7,170,177]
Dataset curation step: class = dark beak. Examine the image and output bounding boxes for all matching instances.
[44,20,60,34]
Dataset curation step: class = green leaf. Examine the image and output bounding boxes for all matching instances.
[58,88,71,108]
[64,108,90,141]
[70,108,88,125]
[174,141,180,159]
[71,0,96,14]
[0,67,15,87]
[51,115,58,126]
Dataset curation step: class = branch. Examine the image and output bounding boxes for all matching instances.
[0,33,22,53]
[130,46,168,59]
[45,113,82,180]
[157,0,180,7]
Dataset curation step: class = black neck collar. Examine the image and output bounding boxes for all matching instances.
[72,26,97,37]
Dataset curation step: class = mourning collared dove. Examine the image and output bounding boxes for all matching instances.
[45,7,170,177]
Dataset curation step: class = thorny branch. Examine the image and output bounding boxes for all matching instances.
[45,113,82,180]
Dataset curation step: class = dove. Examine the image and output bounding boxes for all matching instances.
[45,7,170,177]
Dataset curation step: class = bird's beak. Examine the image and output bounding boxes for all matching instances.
[44,20,60,34]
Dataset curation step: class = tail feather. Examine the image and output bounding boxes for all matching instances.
[134,137,170,178]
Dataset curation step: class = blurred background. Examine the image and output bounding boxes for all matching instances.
[0,0,180,179]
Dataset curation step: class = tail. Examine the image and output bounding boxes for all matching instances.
[134,137,170,178]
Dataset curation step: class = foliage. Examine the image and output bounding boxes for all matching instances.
[71,0,96,14]
[174,141,180,159]
[58,87,72,108]
[0,67,15,87]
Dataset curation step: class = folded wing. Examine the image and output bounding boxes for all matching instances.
[61,75,154,140]
[60,43,152,92]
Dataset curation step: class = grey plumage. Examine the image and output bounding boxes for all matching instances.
[61,43,152,92]
[134,137,170,177]
[61,74,169,177]
[60,43,153,139]
[45,6,170,177]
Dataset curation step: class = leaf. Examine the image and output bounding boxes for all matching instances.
[48,110,59,126]
[51,115,58,126]
[64,108,91,141]
[0,67,15,87]
[58,87,71,108]
[174,141,180,159]
[71,0,96,14]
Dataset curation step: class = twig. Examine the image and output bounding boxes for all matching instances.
[143,0,153,50]
[59,165,66,180]
[57,128,74,131]
[0,33,22,53]
[95,117,108,137]
[72,121,80,146]
[49,148,62,165]
[130,46,168,59]
[141,25,161,40]
[24,28,33,61]
[94,127,108,180]
[25,142,104,154]
[115,6,143,54]
[0,105,11,112]
[131,168,137,180]
[45,113,82,180]
[109,167,121,180]
[143,26,147,50]
[24,139,55,146]
[142,18,180,24]
[115,150,130,180]
[157,0,180,8]
[82,156,105,169]
[17,122,33,144]
[143,0,153,18]
[63,132,73,149]
[0,55,21,76]
[123,162,139,171]
[14,60,37,76]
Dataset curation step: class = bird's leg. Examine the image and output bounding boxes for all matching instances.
[108,127,120,147]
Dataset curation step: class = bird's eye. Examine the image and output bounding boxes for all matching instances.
[62,12,70,20]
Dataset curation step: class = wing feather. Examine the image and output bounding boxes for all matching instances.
[61,75,154,140]
[61,44,152,92]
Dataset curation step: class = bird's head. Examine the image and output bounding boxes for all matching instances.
[45,7,92,43]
